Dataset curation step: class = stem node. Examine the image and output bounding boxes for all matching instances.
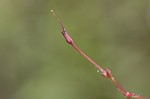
[51,10,145,99]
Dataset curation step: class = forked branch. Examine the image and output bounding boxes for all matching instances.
[51,10,145,99]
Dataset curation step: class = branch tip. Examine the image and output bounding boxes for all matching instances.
[51,10,73,44]
[50,9,65,30]
[51,10,145,99]
[51,10,53,12]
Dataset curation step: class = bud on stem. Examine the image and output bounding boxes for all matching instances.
[51,10,73,44]
[51,10,145,99]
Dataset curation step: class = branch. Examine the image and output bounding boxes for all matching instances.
[51,10,146,99]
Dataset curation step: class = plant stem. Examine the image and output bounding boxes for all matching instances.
[72,43,104,72]
[51,10,145,99]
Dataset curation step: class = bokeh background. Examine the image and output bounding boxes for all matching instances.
[0,0,150,99]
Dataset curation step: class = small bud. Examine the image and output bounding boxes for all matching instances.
[51,10,73,45]
[65,34,73,44]
[101,68,111,78]
[61,29,73,44]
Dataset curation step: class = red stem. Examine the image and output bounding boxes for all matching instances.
[51,10,145,99]
[71,43,104,72]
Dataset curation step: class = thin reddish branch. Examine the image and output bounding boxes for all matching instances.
[51,10,146,99]
[72,43,104,72]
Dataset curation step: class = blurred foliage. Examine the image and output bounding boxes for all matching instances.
[0,0,150,99]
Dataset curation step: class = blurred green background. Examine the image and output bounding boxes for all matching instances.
[0,0,150,99]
